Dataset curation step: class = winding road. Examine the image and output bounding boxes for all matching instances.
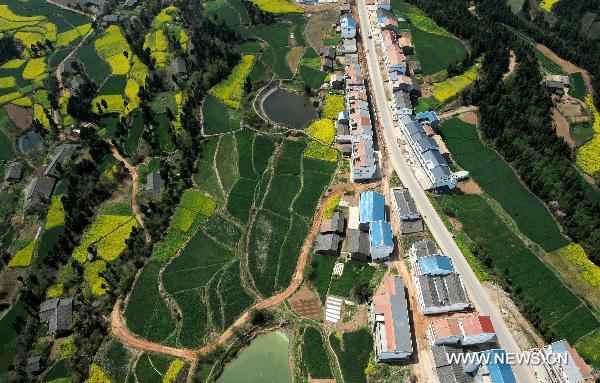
[355,1,536,381]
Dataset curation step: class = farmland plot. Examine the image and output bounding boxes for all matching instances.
[300,327,334,379]
[330,329,373,383]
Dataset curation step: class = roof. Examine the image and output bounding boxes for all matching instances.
[346,229,370,255]
[4,162,23,181]
[124,0,138,6]
[314,234,341,253]
[39,298,74,334]
[461,315,495,336]
[432,345,474,383]
[391,188,419,218]
[482,349,517,383]
[320,211,345,234]
[370,220,393,248]
[44,144,78,178]
[417,255,453,275]
[172,57,187,75]
[416,110,439,123]
[352,138,375,167]
[341,14,356,29]
[26,356,42,373]
[400,115,425,136]
[431,318,462,341]
[359,191,385,224]
[343,38,357,53]
[372,276,413,357]
[146,172,164,198]
[102,14,120,22]
[547,340,593,382]
[376,8,395,20]
[412,239,438,258]
[418,273,469,311]
[321,47,336,59]
[24,176,56,210]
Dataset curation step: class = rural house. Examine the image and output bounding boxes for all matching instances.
[101,14,121,27]
[123,0,138,7]
[39,298,74,335]
[391,90,412,117]
[358,191,385,229]
[320,211,345,234]
[346,229,370,261]
[340,3,351,14]
[416,255,454,276]
[398,34,414,55]
[342,38,358,55]
[369,220,394,260]
[415,273,470,314]
[459,315,497,346]
[314,234,342,256]
[24,176,57,211]
[351,137,378,182]
[409,61,422,74]
[25,356,43,374]
[432,345,475,383]
[536,340,594,383]
[146,171,164,199]
[44,144,78,178]
[416,110,440,130]
[370,276,413,361]
[171,57,188,79]
[321,57,334,72]
[341,14,357,39]
[320,47,336,60]
[390,187,423,234]
[411,239,438,258]
[4,162,24,183]
[429,318,463,345]
[330,72,345,90]
[464,349,517,383]
[376,0,391,10]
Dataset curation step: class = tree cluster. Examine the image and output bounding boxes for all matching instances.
[241,0,275,25]
[0,36,19,64]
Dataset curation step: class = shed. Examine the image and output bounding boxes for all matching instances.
[430,318,462,345]
[320,211,345,234]
[346,229,370,261]
[4,162,24,183]
[314,234,341,256]
[411,239,438,258]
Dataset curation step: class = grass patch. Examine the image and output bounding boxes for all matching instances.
[330,329,373,383]
[329,259,376,298]
[300,327,334,379]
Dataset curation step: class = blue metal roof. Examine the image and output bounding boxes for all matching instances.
[416,111,439,123]
[338,111,349,121]
[417,255,453,275]
[370,220,393,248]
[359,191,385,224]
[484,350,517,383]
[341,14,356,29]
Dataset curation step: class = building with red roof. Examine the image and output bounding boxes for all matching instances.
[459,315,496,345]
[430,318,462,346]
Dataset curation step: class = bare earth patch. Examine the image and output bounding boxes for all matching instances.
[448,217,463,231]
[288,284,321,318]
[458,111,477,125]
[458,179,482,195]
[503,50,516,80]
[3,104,32,130]
[551,108,576,148]
[286,46,305,74]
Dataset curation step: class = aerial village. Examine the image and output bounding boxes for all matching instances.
[305,1,595,382]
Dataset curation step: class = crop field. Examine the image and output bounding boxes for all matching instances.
[441,118,568,251]
[304,141,338,163]
[94,338,133,383]
[569,72,586,100]
[298,64,327,89]
[77,43,111,83]
[203,94,240,135]
[391,0,452,36]
[134,353,178,383]
[203,213,242,249]
[431,65,479,102]
[540,0,560,11]
[8,239,36,267]
[434,194,600,353]
[576,94,600,176]
[330,329,373,383]
[216,134,239,192]
[323,94,346,120]
[124,112,144,155]
[155,113,175,152]
[300,327,334,379]
[95,26,131,74]
[210,55,254,109]
[0,128,14,161]
[293,170,332,218]
[329,259,376,298]
[214,260,254,329]
[261,46,292,79]
[249,0,303,14]
[72,214,137,263]
[306,118,335,143]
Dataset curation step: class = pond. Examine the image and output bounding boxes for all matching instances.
[218,331,292,383]
[262,88,318,129]
[19,131,42,153]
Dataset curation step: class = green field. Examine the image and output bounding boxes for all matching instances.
[329,259,376,298]
[300,327,334,379]
[569,72,587,100]
[77,43,111,83]
[0,301,26,379]
[330,329,373,383]
[433,194,599,354]
[203,94,240,135]
[124,112,144,155]
[440,118,568,251]
[0,129,14,161]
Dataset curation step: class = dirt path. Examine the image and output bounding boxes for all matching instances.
[110,144,145,228]
[110,181,380,362]
[535,43,594,95]
[551,108,576,148]
[438,105,478,120]
[503,50,516,80]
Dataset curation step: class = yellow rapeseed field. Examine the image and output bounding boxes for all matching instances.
[304,141,338,163]
[130,56,149,84]
[124,78,140,114]
[0,59,25,69]
[106,53,131,75]
[209,55,254,109]
[93,95,126,113]
[540,0,560,11]
[9,241,36,267]
[552,243,600,287]
[22,57,46,80]
[249,0,303,13]
[0,76,15,88]
[46,195,66,229]
[46,283,64,298]
[87,364,112,383]
[576,94,600,176]
[163,359,185,383]
[432,65,479,102]
[0,91,21,105]
[12,96,32,107]
[72,214,135,263]
[33,103,50,128]
[306,118,335,144]
[323,94,345,119]
[95,25,130,59]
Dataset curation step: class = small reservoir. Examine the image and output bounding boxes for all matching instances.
[19,131,42,153]
[262,88,317,129]
[217,331,292,383]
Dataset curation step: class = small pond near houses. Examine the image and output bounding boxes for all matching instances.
[19,131,42,153]
[217,331,292,383]
[262,88,318,129]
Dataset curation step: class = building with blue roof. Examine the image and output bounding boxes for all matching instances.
[463,349,516,383]
[359,191,386,229]
[416,111,440,129]
[417,255,453,276]
[369,220,394,260]
[341,14,357,39]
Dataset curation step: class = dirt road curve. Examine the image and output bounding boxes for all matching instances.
[110,144,145,227]
[110,181,379,361]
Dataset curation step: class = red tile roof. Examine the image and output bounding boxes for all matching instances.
[461,315,495,335]
[386,45,406,66]
[372,276,397,349]
[431,318,462,340]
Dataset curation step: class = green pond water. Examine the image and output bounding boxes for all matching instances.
[218,331,292,383]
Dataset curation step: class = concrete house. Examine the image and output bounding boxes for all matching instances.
[321,57,334,72]
[314,234,342,255]
[411,239,438,258]
[538,340,594,383]
[320,211,345,234]
[385,45,407,75]
[146,171,164,199]
[346,229,370,261]
[464,349,517,383]
[381,29,397,50]
[376,0,391,10]
[415,273,470,315]
[459,315,497,346]
[359,191,385,229]
[39,298,74,335]
[338,110,350,125]
[335,120,351,143]
[351,137,378,182]
[4,162,24,183]
[376,8,396,24]
[369,220,394,260]
[342,38,358,54]
[390,187,423,234]
[416,110,440,130]
[340,3,351,14]
[397,34,414,55]
[392,90,412,117]
[391,74,412,93]
[345,63,364,86]
[432,345,475,383]
[371,276,413,361]
[330,72,345,90]
[101,14,120,27]
[429,318,463,346]
[417,255,454,276]
[341,14,357,39]
[380,17,400,35]
[320,46,336,60]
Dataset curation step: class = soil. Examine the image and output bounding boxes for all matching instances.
[3,104,32,130]
[503,50,516,80]
[288,284,321,318]
[551,108,576,148]
[535,43,594,95]
[557,97,587,118]
[448,217,463,231]
[457,179,482,195]
[458,111,477,125]
[333,303,368,332]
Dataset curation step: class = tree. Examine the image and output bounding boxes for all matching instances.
[351,281,371,304]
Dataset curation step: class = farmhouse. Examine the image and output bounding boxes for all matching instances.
[369,220,394,260]
[459,315,497,346]
[346,229,370,261]
[359,191,385,229]
[320,211,345,234]
[320,47,336,60]
[537,340,594,383]
[416,110,440,130]
[411,239,438,258]
[4,162,24,183]
[370,276,413,361]
[335,120,351,143]
[321,58,334,72]
[432,345,475,383]
[351,137,378,182]
[172,57,188,79]
[44,144,78,178]
[342,38,358,54]
[392,91,412,117]
[341,14,357,39]
[416,255,454,276]
[314,234,342,255]
[25,356,42,374]
[146,171,164,199]
[24,176,57,211]
[385,45,407,75]
[390,187,423,234]
[39,298,74,335]
[101,14,121,27]
[429,318,462,345]
[330,73,345,90]
[415,273,470,315]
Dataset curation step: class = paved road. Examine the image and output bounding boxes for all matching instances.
[355,1,536,381]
